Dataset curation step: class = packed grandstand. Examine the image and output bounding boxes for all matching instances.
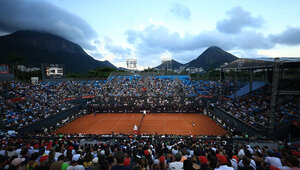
[1,76,298,130]
[0,73,299,170]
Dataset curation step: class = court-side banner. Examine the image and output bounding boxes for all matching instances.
[81,95,96,99]
[7,96,26,103]
[198,95,230,100]
[0,64,9,74]
[63,97,77,101]
[62,95,95,101]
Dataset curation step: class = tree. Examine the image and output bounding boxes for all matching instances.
[7,54,24,79]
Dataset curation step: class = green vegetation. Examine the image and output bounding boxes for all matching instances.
[17,70,42,81]
[6,54,43,81]
[283,68,300,79]
[190,70,261,81]
[7,54,23,79]
[190,68,300,81]
[66,67,124,78]
[190,70,220,80]
[0,31,115,73]
[140,68,157,72]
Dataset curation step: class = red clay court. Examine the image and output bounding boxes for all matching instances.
[54,113,227,136]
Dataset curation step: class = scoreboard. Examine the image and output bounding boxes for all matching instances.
[42,64,64,79]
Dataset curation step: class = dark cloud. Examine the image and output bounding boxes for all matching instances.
[269,27,300,45]
[0,31,8,36]
[125,23,277,66]
[169,3,191,20]
[235,31,274,49]
[126,24,235,55]
[125,24,237,65]
[104,37,132,59]
[0,0,98,50]
[184,31,236,51]
[217,6,264,34]
[171,49,205,64]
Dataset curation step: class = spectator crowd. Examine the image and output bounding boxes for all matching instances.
[0,76,299,131]
[219,85,299,129]
[0,75,299,170]
[0,134,299,170]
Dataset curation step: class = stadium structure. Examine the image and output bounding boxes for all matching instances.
[126,58,137,70]
[0,57,300,170]
[161,57,172,74]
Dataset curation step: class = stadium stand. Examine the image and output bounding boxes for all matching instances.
[229,81,267,99]
[1,77,299,133]
[219,85,299,128]
[0,133,299,170]
[0,73,299,170]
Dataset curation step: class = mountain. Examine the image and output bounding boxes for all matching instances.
[155,59,184,70]
[185,46,238,70]
[0,30,115,73]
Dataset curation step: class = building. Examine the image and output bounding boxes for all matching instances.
[186,67,204,73]
[17,65,40,72]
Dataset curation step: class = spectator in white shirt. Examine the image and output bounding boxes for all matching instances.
[264,150,282,168]
[238,150,256,170]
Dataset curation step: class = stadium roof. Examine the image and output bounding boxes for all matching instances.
[221,57,300,70]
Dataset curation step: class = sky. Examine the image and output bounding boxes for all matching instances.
[0,0,300,68]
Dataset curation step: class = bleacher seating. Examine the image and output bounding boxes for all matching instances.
[229,81,267,98]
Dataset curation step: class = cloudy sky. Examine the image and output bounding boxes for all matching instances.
[0,0,300,68]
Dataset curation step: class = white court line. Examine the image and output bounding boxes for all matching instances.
[141,130,189,132]
[111,119,121,131]
[164,119,167,134]
[88,130,134,133]
[86,117,104,133]
[141,123,162,126]
[182,118,192,134]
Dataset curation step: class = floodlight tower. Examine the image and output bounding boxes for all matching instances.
[126,58,137,70]
[161,57,172,75]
